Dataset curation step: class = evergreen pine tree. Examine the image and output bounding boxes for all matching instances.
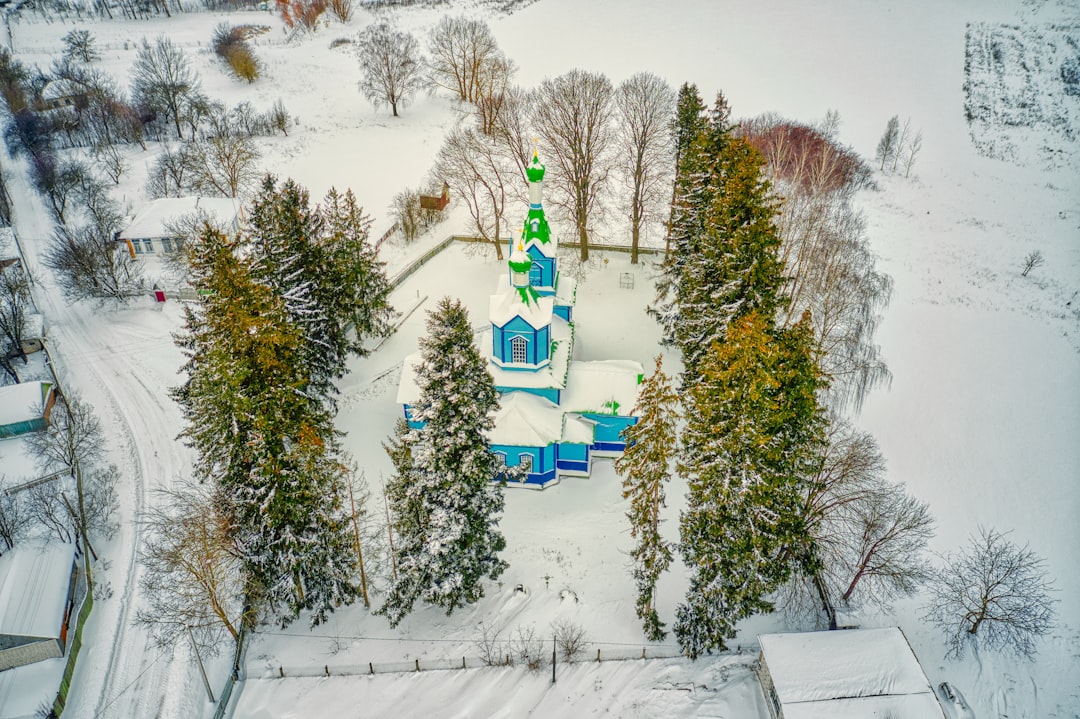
[675,311,826,657]
[651,93,785,385]
[379,298,507,627]
[651,83,708,345]
[173,228,359,628]
[615,355,679,641]
[246,176,394,407]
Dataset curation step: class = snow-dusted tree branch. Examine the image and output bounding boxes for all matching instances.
[532,69,615,262]
[435,125,514,259]
[615,72,675,264]
[137,483,245,656]
[924,527,1056,659]
[356,22,425,118]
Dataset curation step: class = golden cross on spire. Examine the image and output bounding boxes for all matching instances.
[531,136,539,157]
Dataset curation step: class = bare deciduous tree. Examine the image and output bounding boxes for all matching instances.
[44,222,145,303]
[0,476,32,552]
[137,484,245,656]
[551,617,589,661]
[783,417,933,628]
[777,193,892,411]
[615,72,674,264]
[1021,250,1044,277]
[474,54,515,137]
[63,29,100,64]
[0,260,31,364]
[875,115,899,172]
[184,134,260,198]
[428,16,504,104]
[356,22,425,118]
[146,143,190,198]
[26,392,119,543]
[435,125,514,259]
[131,36,203,140]
[924,528,1056,659]
[391,187,443,243]
[532,69,614,262]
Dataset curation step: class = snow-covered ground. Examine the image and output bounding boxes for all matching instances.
[1,0,1077,717]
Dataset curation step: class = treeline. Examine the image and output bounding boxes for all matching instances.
[137,177,395,652]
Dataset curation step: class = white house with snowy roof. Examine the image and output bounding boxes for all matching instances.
[397,150,643,487]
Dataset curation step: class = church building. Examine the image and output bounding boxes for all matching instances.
[397,150,643,487]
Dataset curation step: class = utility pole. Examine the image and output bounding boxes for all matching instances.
[188,626,216,703]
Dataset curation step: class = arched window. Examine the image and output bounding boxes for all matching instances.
[510,335,528,364]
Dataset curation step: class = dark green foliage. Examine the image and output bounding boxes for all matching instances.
[616,355,679,641]
[379,298,507,626]
[652,90,786,386]
[676,312,827,657]
[247,176,394,407]
[173,229,359,627]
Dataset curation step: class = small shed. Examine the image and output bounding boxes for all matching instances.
[757,627,946,719]
[0,381,56,438]
[0,542,80,671]
[117,196,241,257]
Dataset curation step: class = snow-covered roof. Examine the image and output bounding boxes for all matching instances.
[0,381,51,427]
[561,413,595,444]
[24,313,44,340]
[561,360,643,415]
[489,288,554,330]
[0,542,76,638]
[398,320,574,405]
[759,628,944,719]
[524,233,558,259]
[118,197,241,240]
[489,391,563,446]
[555,273,576,306]
[0,436,46,484]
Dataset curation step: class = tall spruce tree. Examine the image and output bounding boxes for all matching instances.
[615,355,679,641]
[676,311,826,657]
[379,298,507,627]
[652,93,785,385]
[173,228,359,627]
[651,83,708,341]
[247,176,394,406]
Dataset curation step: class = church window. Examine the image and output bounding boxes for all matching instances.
[511,335,528,364]
[519,454,533,472]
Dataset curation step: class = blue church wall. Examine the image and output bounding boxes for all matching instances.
[525,247,555,291]
[582,413,638,452]
[553,304,572,322]
[496,386,561,404]
[402,404,424,430]
[555,442,591,474]
[492,443,557,485]
[493,317,551,367]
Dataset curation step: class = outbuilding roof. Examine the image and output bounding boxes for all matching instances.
[759,628,945,719]
[0,542,76,638]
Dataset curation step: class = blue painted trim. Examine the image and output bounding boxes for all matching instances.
[590,441,627,452]
[555,459,589,472]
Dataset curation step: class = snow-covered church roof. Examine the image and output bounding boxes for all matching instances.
[489,391,563,445]
[562,360,644,416]
[489,288,554,330]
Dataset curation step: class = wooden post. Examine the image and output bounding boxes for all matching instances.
[382,477,398,581]
[415,658,420,672]
[369,662,374,675]
[462,656,466,669]
[641,647,646,659]
[596,648,601,662]
[551,635,556,684]
[347,470,369,608]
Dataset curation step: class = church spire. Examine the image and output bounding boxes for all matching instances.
[524,143,551,246]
